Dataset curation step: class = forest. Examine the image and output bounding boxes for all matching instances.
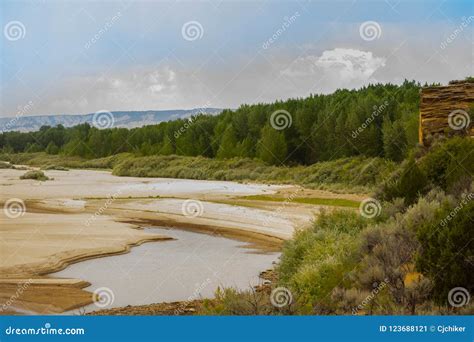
[0,80,422,165]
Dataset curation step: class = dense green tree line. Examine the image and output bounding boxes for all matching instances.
[0,81,421,165]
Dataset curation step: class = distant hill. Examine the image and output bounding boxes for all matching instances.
[0,108,223,132]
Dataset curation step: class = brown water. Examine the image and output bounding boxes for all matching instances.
[51,227,280,314]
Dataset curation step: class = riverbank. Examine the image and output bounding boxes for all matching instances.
[0,166,362,314]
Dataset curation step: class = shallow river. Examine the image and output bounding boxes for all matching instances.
[51,227,280,313]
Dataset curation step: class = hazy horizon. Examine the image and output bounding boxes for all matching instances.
[1,0,473,118]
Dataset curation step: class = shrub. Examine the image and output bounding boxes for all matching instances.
[0,161,13,169]
[20,170,50,181]
[203,287,274,315]
[420,137,474,194]
[277,210,369,312]
[43,165,69,171]
[416,192,474,305]
[377,137,473,204]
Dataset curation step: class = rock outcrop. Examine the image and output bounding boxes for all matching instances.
[419,80,474,146]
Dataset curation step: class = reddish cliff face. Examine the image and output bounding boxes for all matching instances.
[419,81,474,146]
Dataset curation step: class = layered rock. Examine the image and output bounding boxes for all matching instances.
[419,81,474,146]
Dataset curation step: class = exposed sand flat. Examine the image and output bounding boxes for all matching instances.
[0,211,170,278]
[94,198,298,240]
[0,167,321,314]
[0,168,285,201]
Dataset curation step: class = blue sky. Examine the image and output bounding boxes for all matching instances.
[1,0,473,117]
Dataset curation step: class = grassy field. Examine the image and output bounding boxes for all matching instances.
[241,195,360,208]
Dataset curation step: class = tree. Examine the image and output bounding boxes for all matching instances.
[382,118,408,161]
[216,125,238,159]
[257,125,287,165]
[45,141,59,155]
[159,135,175,155]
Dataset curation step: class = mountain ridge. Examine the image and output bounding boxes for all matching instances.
[0,108,223,132]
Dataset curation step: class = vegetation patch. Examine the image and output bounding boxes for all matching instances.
[20,170,50,181]
[242,195,360,208]
[43,165,69,171]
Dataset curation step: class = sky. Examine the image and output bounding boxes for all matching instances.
[0,0,473,117]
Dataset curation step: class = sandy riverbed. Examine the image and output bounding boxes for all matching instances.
[0,167,359,314]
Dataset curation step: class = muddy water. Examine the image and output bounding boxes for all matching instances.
[51,227,280,313]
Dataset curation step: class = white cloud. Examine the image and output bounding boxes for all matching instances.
[282,48,386,89]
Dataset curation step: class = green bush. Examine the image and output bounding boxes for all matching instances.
[203,287,275,315]
[277,210,369,312]
[112,155,395,193]
[420,137,474,194]
[20,170,50,181]
[43,165,69,171]
[0,161,13,169]
[377,137,473,205]
[416,191,474,305]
